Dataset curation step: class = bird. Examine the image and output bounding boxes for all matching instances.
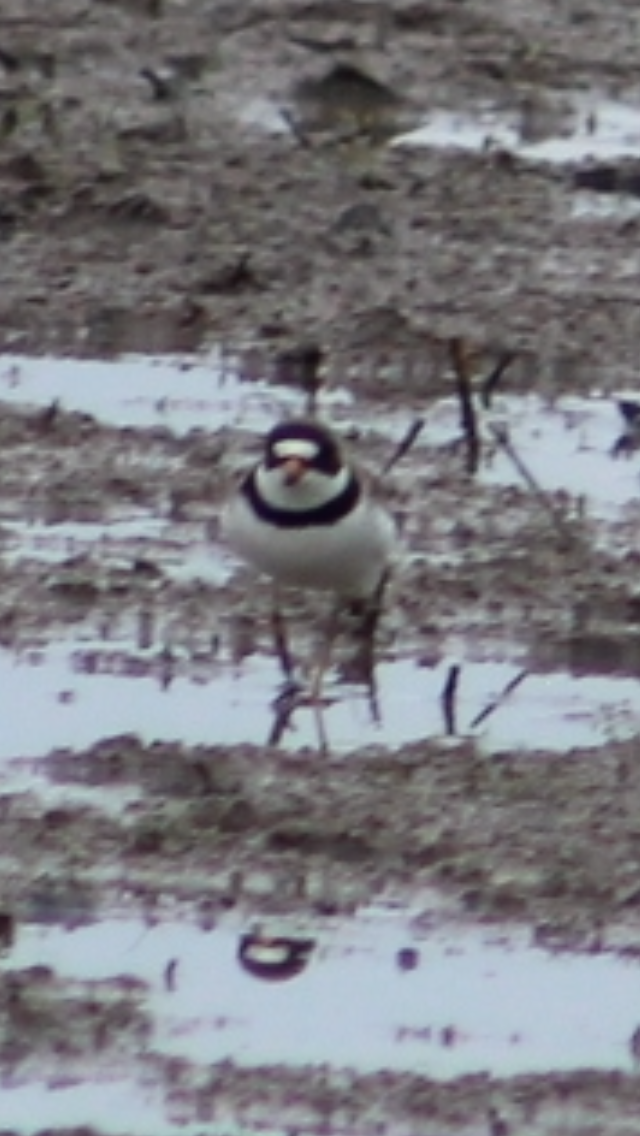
[223,414,398,718]
[222,416,403,748]
[222,416,397,601]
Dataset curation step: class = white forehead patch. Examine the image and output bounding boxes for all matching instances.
[273,439,319,461]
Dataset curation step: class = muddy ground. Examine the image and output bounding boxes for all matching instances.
[4,0,640,1133]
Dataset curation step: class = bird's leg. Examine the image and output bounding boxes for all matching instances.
[308,603,341,755]
[341,571,389,671]
[350,569,389,722]
[271,587,296,683]
[364,568,389,643]
[360,611,381,724]
[268,588,304,747]
[268,598,337,753]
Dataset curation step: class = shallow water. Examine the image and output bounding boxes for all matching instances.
[1,514,233,586]
[1,899,640,1134]
[3,905,639,1081]
[2,357,636,516]
[0,352,350,436]
[1,632,640,771]
[0,349,639,1131]
[407,391,639,522]
[243,86,640,172]
[1,355,639,763]
[393,92,640,165]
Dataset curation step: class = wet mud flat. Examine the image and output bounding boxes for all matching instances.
[3,359,640,1134]
[5,0,640,1133]
[4,0,640,376]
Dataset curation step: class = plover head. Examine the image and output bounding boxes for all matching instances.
[257,419,350,510]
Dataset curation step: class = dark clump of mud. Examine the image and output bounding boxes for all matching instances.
[21,731,640,939]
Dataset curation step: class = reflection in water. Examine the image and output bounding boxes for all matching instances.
[2,637,640,765]
[4,904,640,1080]
[393,93,640,167]
[0,351,299,435]
[2,353,640,1131]
[238,934,315,981]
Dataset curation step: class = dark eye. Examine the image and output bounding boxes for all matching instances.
[315,441,341,475]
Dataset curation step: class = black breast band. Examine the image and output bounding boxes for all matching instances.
[242,471,361,528]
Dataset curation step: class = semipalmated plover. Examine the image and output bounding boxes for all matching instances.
[223,417,396,599]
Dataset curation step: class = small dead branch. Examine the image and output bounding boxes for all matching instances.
[469,668,528,730]
[441,663,461,735]
[481,351,517,408]
[611,398,640,457]
[274,343,324,414]
[489,422,577,548]
[450,337,480,474]
[279,106,313,148]
[140,67,177,102]
[381,417,425,475]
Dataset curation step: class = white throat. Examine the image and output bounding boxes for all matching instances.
[255,463,351,512]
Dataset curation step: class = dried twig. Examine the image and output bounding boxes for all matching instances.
[441,663,461,735]
[381,417,425,475]
[450,337,480,474]
[481,351,516,408]
[469,668,528,730]
[279,106,313,148]
[489,422,577,547]
[274,343,324,415]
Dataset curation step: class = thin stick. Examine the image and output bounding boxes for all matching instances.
[279,106,313,148]
[312,694,330,755]
[469,668,528,730]
[381,418,425,476]
[481,351,516,408]
[299,345,324,417]
[450,338,480,474]
[489,422,576,546]
[441,663,460,735]
[364,655,381,724]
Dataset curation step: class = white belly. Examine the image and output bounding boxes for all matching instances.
[223,494,396,597]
